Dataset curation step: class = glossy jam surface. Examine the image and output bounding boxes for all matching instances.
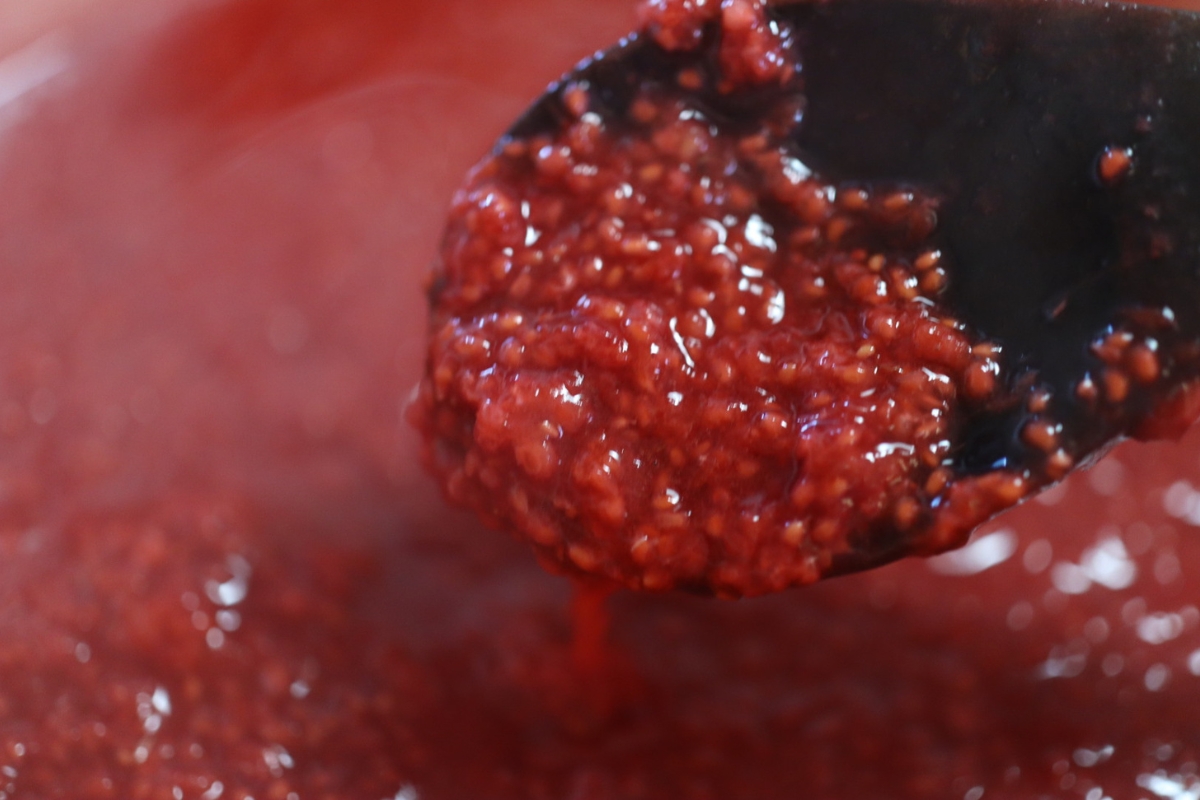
[0,0,1198,798]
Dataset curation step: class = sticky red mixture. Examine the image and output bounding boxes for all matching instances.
[0,0,1198,799]
[413,0,1038,595]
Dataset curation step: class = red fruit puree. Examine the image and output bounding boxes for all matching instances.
[0,0,1197,798]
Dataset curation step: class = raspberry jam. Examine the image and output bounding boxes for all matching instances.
[413,0,1200,594]
[413,44,1016,593]
[0,0,1198,798]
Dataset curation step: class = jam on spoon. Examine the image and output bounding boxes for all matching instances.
[411,0,1200,597]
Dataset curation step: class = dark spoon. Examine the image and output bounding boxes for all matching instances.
[418,0,1200,591]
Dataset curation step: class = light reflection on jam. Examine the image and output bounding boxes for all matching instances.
[0,0,1195,798]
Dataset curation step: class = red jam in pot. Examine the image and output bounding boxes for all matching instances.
[0,0,1197,798]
